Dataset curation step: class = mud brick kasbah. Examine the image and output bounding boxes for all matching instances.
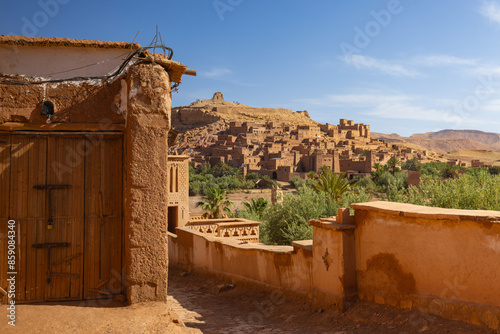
[172,92,438,180]
[0,35,194,304]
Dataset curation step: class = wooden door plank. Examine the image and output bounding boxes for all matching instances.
[84,136,123,299]
[45,136,86,301]
[84,137,101,299]
[50,137,67,300]
[9,136,22,302]
[107,137,123,294]
[26,136,46,301]
[35,219,46,301]
[9,136,29,301]
[100,140,109,292]
[0,135,10,303]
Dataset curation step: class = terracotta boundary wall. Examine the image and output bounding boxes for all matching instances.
[168,208,357,312]
[170,203,500,329]
[168,228,314,303]
[351,202,500,330]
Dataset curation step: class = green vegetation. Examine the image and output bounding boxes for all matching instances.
[386,156,401,174]
[401,157,422,171]
[388,170,500,211]
[242,198,268,219]
[259,187,335,245]
[195,187,234,218]
[307,171,317,180]
[189,162,276,195]
[310,166,353,203]
[258,185,372,245]
[370,159,500,211]
[489,166,500,175]
[419,161,465,178]
[238,167,372,245]
[290,176,308,189]
[189,160,500,246]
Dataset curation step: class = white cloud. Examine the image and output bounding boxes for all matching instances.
[367,102,462,123]
[202,68,233,78]
[296,92,480,125]
[296,89,500,131]
[357,96,500,127]
[413,55,477,67]
[479,98,500,111]
[340,55,419,77]
[328,94,409,105]
[479,1,500,24]
[199,67,259,87]
[470,65,500,76]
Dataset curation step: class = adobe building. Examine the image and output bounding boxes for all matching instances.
[0,35,194,304]
[187,107,417,181]
[167,155,190,234]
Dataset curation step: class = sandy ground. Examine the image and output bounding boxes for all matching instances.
[0,299,187,334]
[167,267,496,334]
[0,268,495,333]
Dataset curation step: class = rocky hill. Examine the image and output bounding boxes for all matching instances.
[171,92,318,154]
[412,129,500,145]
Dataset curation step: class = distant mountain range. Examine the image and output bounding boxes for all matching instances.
[371,129,500,164]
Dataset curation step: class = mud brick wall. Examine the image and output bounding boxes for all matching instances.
[351,202,500,330]
[125,63,171,303]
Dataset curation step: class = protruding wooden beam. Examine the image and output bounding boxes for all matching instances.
[0,122,125,132]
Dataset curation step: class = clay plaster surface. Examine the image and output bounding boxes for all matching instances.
[0,45,133,80]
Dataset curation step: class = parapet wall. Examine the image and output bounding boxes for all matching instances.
[168,228,313,300]
[351,202,500,329]
[169,203,500,330]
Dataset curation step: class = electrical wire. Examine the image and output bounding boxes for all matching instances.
[0,44,173,86]
[37,51,131,77]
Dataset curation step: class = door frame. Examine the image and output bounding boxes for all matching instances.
[0,130,124,303]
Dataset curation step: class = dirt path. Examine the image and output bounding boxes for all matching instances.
[0,269,496,333]
[167,267,496,334]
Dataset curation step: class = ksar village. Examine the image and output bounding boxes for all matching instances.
[0,1,500,333]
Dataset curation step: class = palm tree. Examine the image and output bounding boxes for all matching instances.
[242,197,268,218]
[213,161,230,176]
[371,162,388,182]
[307,171,317,180]
[310,166,353,203]
[196,188,234,219]
[387,157,401,174]
[197,162,212,175]
[403,157,422,172]
[256,175,275,189]
[373,162,382,172]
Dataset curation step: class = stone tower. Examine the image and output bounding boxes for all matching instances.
[212,92,224,102]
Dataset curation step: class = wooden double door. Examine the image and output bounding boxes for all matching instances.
[0,133,123,302]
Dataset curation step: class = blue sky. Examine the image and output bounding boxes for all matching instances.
[2,0,500,136]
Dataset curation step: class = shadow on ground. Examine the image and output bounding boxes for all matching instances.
[167,267,496,334]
